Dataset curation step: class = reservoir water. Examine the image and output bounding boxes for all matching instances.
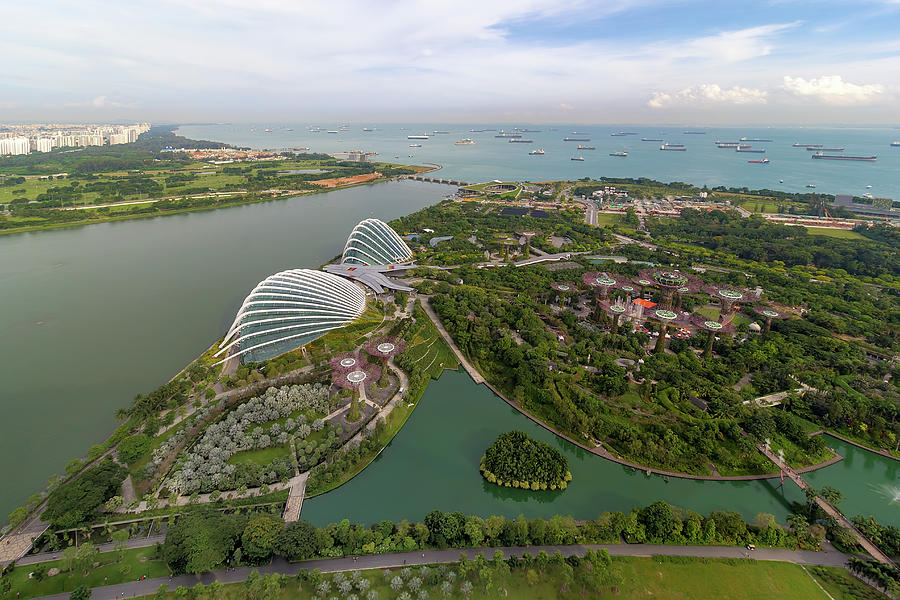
[0,180,450,519]
[178,123,900,200]
[303,370,899,527]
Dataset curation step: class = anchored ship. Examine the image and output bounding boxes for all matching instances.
[747,158,769,164]
[740,137,772,142]
[793,143,822,148]
[509,138,533,143]
[529,149,545,155]
[455,138,475,145]
[806,147,844,152]
[811,153,876,161]
[571,155,585,161]
[609,151,628,157]
[577,144,596,150]
[495,131,521,138]
[564,137,590,141]
[736,147,766,153]
[641,138,663,142]
[407,134,429,140]
[892,141,900,147]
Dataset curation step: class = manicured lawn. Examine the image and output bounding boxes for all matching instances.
[808,565,888,600]
[595,212,624,226]
[228,444,292,466]
[7,548,169,599]
[804,227,865,240]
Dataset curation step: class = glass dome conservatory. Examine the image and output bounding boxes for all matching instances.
[214,269,366,364]
[340,218,413,266]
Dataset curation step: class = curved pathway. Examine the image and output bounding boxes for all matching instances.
[420,298,483,384]
[27,542,851,600]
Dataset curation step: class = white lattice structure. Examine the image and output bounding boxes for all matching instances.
[215,269,366,364]
[340,218,413,266]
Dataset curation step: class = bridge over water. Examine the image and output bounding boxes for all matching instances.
[758,443,896,566]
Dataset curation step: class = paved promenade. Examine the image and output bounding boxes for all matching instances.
[28,543,851,600]
[420,297,484,384]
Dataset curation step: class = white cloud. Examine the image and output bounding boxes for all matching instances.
[782,75,885,105]
[659,22,800,64]
[559,103,575,111]
[648,84,768,108]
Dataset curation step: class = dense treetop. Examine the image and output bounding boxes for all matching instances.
[482,430,570,489]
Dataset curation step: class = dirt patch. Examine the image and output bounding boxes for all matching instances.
[310,172,381,188]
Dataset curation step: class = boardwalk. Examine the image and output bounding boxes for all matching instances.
[282,472,309,522]
[758,444,896,566]
[420,297,484,384]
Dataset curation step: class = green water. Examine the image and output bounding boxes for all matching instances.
[0,180,451,519]
[803,436,899,527]
[303,370,811,526]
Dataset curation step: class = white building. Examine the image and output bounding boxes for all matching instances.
[107,133,129,145]
[35,138,53,153]
[0,137,30,156]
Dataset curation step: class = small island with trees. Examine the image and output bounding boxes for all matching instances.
[480,430,572,491]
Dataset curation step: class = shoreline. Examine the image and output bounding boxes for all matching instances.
[0,163,439,237]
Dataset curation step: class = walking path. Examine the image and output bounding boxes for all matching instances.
[758,444,896,566]
[420,298,484,384]
[813,430,900,462]
[16,535,167,566]
[281,473,309,523]
[27,542,851,600]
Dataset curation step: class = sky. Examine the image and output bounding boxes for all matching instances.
[1,0,899,124]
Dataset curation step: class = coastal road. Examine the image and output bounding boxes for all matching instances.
[27,543,850,600]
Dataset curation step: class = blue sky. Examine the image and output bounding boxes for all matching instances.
[1,0,898,123]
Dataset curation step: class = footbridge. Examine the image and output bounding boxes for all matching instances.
[758,444,896,566]
[402,175,473,186]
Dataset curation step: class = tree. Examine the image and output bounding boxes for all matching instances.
[274,520,317,561]
[45,459,127,528]
[242,514,284,562]
[74,543,99,574]
[61,546,78,573]
[162,509,243,574]
[111,529,130,562]
[117,434,151,464]
[638,501,676,541]
[820,486,844,505]
[70,585,92,600]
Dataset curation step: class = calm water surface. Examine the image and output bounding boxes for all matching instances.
[179,123,900,200]
[0,180,450,518]
[304,371,898,527]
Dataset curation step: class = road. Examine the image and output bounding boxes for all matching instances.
[27,543,851,600]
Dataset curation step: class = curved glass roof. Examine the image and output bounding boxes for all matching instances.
[341,218,413,266]
[214,269,366,364]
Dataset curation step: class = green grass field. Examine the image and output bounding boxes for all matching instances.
[596,212,624,226]
[7,548,169,599]
[804,227,865,240]
[139,556,862,600]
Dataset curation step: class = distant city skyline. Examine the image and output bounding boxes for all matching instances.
[2,0,898,124]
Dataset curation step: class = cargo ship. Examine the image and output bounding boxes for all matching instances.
[660,144,686,151]
[740,137,772,142]
[793,143,822,148]
[529,149,545,155]
[717,142,741,148]
[611,132,636,136]
[571,156,585,161]
[891,141,900,147]
[641,138,663,142]
[455,138,475,145]
[806,147,843,152]
[509,138,533,143]
[736,147,766,153]
[811,153,877,161]
[748,158,769,164]
[683,131,706,134]
[408,143,422,147]
[407,134,429,139]
[495,132,521,138]
[609,151,628,157]
[563,137,590,142]
[577,144,596,150]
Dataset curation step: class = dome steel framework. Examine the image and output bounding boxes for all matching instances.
[340,218,414,266]
[215,269,366,364]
